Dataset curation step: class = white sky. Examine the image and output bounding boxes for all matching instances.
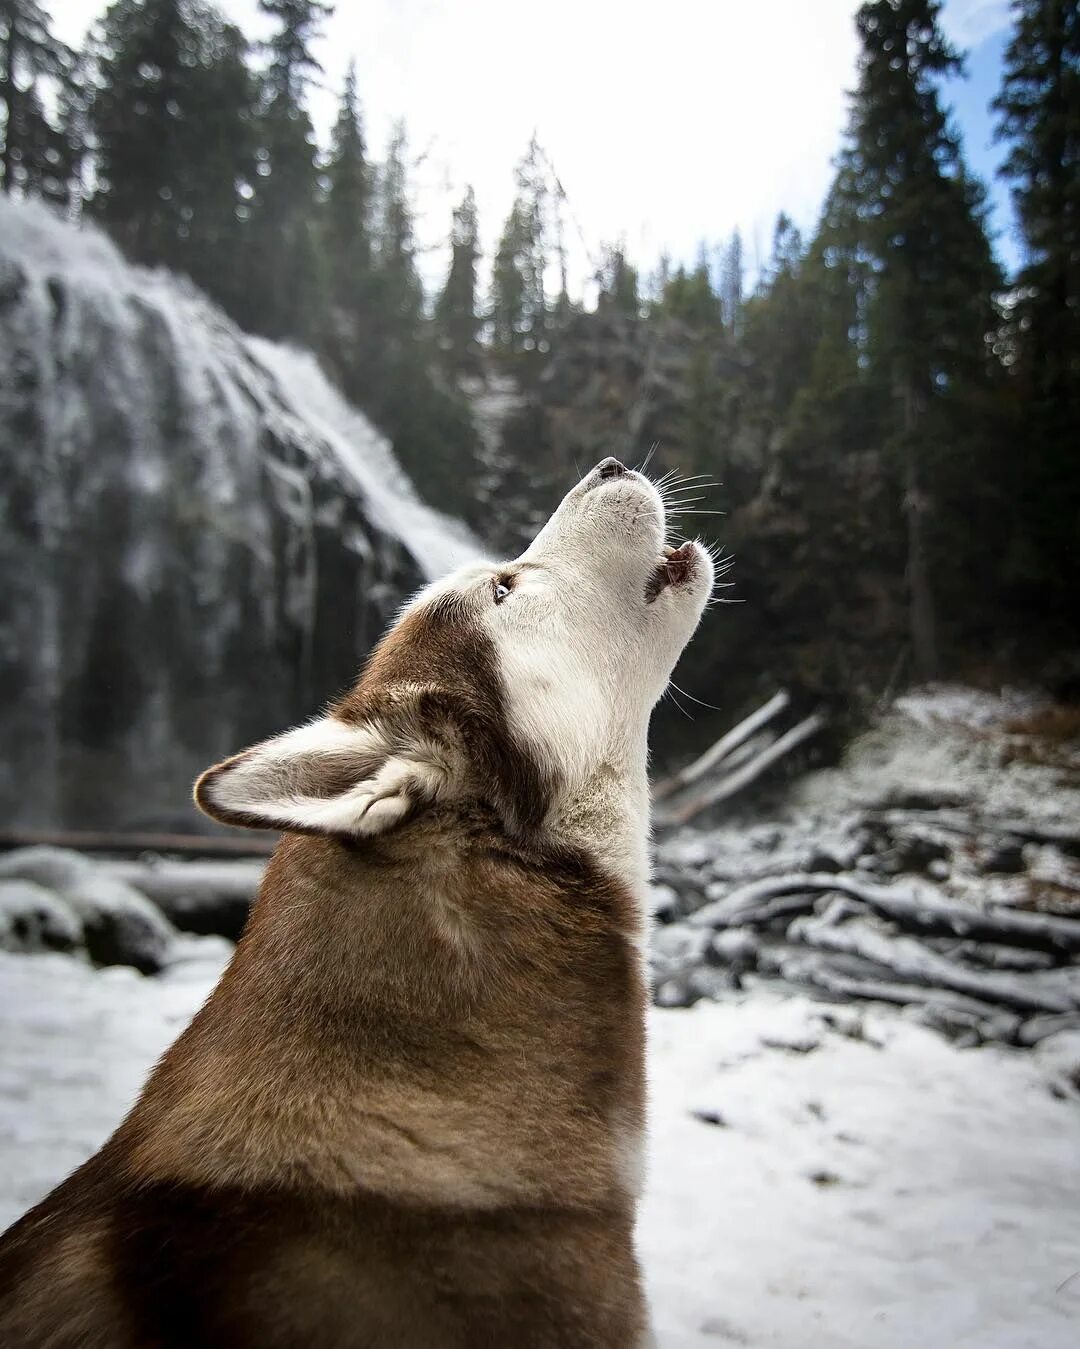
[54,0,1014,295]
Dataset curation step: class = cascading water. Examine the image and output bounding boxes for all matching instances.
[0,198,481,833]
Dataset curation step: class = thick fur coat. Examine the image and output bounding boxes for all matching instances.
[0,459,713,1348]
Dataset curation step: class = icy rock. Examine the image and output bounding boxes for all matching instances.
[61,876,178,974]
[709,928,758,972]
[0,847,96,892]
[0,197,477,834]
[686,966,742,1000]
[0,880,82,954]
[654,978,697,1009]
[1031,1028,1080,1097]
[649,923,711,979]
[649,883,681,925]
[979,841,1027,875]
[102,858,264,940]
[803,849,845,875]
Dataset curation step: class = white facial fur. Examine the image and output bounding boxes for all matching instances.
[197,462,713,893]
[481,462,714,900]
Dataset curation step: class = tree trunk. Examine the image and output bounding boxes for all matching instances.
[903,380,937,681]
[1,13,18,195]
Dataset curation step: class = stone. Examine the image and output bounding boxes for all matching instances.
[0,880,82,954]
[61,875,178,974]
[0,847,96,893]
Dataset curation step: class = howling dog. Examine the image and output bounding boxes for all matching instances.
[0,458,713,1348]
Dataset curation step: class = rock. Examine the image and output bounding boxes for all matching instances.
[978,841,1027,875]
[707,929,758,986]
[61,875,178,974]
[649,883,681,925]
[0,196,455,835]
[804,850,844,874]
[687,966,741,999]
[0,847,96,893]
[654,978,698,1009]
[0,880,82,954]
[709,928,759,968]
[101,858,263,940]
[748,827,782,852]
[650,922,711,979]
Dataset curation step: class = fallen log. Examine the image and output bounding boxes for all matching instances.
[688,870,1080,954]
[865,809,1080,858]
[790,911,1078,1015]
[100,858,266,939]
[688,875,822,929]
[756,947,1023,1043]
[657,714,826,827]
[652,691,790,802]
[0,828,276,858]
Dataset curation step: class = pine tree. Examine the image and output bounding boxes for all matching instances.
[324,60,370,287]
[0,0,74,197]
[373,121,423,345]
[995,0,1079,408]
[994,0,1079,606]
[829,0,1002,678]
[435,185,481,372]
[595,243,639,318]
[243,0,331,339]
[719,229,744,334]
[659,254,722,329]
[742,213,816,423]
[87,0,256,311]
[489,138,552,364]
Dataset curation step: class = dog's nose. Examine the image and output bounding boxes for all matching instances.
[595,457,627,479]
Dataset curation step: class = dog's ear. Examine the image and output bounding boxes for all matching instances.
[194,709,456,838]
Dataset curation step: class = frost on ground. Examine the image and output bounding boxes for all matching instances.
[651,685,1080,1043]
[1,952,1078,1349]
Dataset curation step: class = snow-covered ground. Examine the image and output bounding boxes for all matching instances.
[2,949,1078,1348]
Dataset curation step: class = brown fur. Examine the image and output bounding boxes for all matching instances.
[0,593,650,1347]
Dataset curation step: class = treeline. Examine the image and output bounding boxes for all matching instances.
[2,0,1078,707]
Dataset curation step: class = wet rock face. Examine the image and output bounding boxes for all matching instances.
[0,203,433,833]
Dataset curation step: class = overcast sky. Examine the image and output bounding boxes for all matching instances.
[54,0,1019,292]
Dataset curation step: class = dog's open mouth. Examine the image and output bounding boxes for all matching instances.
[645,542,696,603]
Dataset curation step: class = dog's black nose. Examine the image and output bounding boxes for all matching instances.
[596,458,627,479]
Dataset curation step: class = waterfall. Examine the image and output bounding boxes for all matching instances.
[0,197,480,833]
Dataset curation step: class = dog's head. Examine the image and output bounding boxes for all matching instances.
[196,460,714,853]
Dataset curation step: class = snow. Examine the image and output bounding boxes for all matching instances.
[789,685,1080,830]
[248,338,483,579]
[0,195,478,589]
[2,952,1079,1347]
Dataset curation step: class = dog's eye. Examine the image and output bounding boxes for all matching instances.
[492,576,513,604]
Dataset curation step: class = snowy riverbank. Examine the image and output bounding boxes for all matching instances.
[1,949,1078,1347]
[2,684,1079,1344]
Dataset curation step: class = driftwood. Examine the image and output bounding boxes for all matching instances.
[790,910,1079,1015]
[657,714,826,828]
[687,870,1080,954]
[757,947,1024,1044]
[652,691,790,802]
[865,808,1080,858]
[665,864,1080,1040]
[0,828,276,859]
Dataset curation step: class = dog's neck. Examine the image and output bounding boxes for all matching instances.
[547,735,653,925]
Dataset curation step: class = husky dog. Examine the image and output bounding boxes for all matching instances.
[0,458,713,1348]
